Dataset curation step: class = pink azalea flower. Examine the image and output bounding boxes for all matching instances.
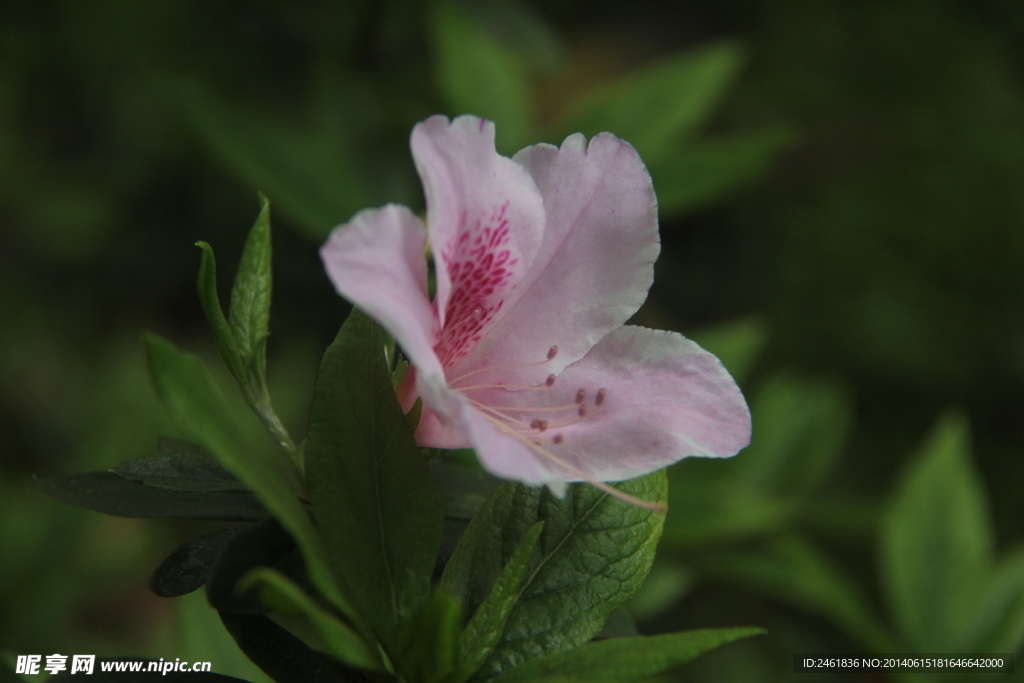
[321,115,750,506]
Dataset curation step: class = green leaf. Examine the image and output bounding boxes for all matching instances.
[228,194,272,366]
[488,627,764,682]
[881,411,995,651]
[34,471,266,521]
[393,587,463,683]
[111,443,249,493]
[239,567,383,672]
[143,333,356,624]
[440,472,667,679]
[553,42,745,162]
[304,309,445,649]
[456,522,544,680]
[197,211,295,457]
[430,1,532,152]
[650,125,794,217]
[196,240,244,381]
[150,527,240,598]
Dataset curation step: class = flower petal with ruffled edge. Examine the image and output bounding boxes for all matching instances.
[321,115,751,502]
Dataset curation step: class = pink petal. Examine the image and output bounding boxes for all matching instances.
[466,325,750,486]
[410,115,545,370]
[320,204,443,380]
[445,133,660,388]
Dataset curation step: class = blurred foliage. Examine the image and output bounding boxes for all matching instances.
[2,0,1024,680]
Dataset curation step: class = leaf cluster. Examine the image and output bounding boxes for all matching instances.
[35,202,762,682]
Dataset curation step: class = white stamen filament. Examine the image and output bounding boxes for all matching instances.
[447,346,558,387]
[475,411,666,511]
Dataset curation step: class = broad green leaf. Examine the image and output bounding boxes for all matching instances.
[305,309,445,649]
[228,194,272,365]
[697,534,893,653]
[441,472,667,679]
[393,588,463,683]
[34,471,265,521]
[651,125,794,217]
[430,1,532,152]
[150,527,239,597]
[111,446,249,493]
[457,522,544,680]
[881,411,995,651]
[239,567,382,672]
[488,627,764,682]
[142,333,356,625]
[554,42,745,163]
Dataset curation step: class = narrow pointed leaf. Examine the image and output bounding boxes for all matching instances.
[393,588,463,683]
[488,627,765,683]
[196,240,244,381]
[441,472,667,679]
[305,309,445,649]
[457,522,544,680]
[143,333,355,623]
[151,527,240,597]
[34,471,265,521]
[239,567,383,672]
[229,194,273,365]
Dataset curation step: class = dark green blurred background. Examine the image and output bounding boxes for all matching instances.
[3,1,1024,680]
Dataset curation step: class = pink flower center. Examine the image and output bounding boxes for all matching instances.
[434,202,518,369]
[446,345,608,449]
